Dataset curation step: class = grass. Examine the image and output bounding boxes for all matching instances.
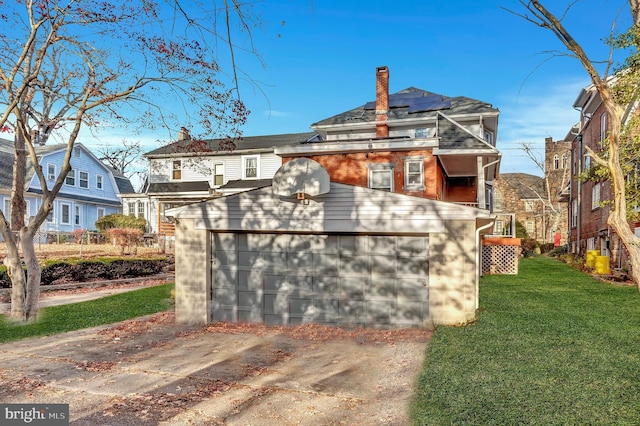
[411,256,640,425]
[0,283,174,343]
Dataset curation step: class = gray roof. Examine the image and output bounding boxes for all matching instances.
[26,188,122,206]
[219,179,272,190]
[437,115,493,150]
[312,87,498,127]
[144,132,320,157]
[500,173,545,199]
[147,181,211,194]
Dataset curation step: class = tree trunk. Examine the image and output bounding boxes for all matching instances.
[4,236,27,321]
[20,227,41,322]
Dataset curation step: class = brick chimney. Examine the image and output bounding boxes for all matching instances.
[178,127,190,141]
[375,66,389,138]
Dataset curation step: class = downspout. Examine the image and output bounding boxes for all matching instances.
[476,220,495,311]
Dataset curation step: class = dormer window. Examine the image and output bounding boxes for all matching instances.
[172,160,182,180]
[484,130,494,144]
[415,127,435,138]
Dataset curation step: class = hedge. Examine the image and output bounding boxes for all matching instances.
[0,257,171,289]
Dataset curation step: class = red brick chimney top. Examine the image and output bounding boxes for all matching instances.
[375,66,389,138]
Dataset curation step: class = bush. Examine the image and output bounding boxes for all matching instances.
[96,214,146,236]
[107,228,144,255]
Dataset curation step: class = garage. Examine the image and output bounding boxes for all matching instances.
[210,232,429,326]
[169,159,492,327]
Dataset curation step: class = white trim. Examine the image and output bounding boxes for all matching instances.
[47,163,56,181]
[64,169,76,186]
[242,155,259,179]
[79,170,89,189]
[96,174,104,190]
[404,156,425,189]
[275,138,438,156]
[60,202,71,225]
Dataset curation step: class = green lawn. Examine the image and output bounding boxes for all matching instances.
[412,256,640,425]
[0,283,174,343]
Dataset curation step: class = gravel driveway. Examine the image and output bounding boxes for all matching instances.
[0,312,431,425]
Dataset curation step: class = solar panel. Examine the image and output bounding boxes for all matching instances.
[363,92,451,113]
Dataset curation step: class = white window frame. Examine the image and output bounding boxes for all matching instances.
[525,201,534,212]
[172,160,182,180]
[137,201,145,218]
[493,190,504,212]
[483,130,494,145]
[571,199,578,228]
[600,111,607,144]
[213,163,224,186]
[65,170,76,186]
[368,163,395,192]
[47,164,56,181]
[592,183,601,210]
[415,127,435,138]
[553,154,559,170]
[243,155,259,179]
[3,199,10,224]
[79,170,89,189]
[404,157,424,190]
[526,221,534,235]
[97,207,106,219]
[494,220,504,235]
[60,202,71,225]
[128,202,136,216]
[562,153,569,169]
[584,155,592,171]
[74,205,81,226]
[96,174,103,190]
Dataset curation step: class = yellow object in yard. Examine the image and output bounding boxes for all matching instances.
[586,250,599,268]
[594,256,611,275]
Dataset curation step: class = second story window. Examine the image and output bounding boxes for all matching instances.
[172,160,182,180]
[600,112,607,144]
[404,157,424,190]
[79,171,89,189]
[65,170,75,186]
[493,190,504,212]
[213,163,224,186]
[562,153,569,169]
[483,130,494,144]
[592,183,601,210]
[553,154,559,170]
[47,164,56,181]
[243,156,258,179]
[368,163,395,192]
[525,200,534,212]
[96,174,103,190]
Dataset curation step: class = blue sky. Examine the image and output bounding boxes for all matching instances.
[219,0,632,177]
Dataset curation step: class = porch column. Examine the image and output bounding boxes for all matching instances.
[477,156,486,209]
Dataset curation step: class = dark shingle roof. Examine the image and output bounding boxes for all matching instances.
[437,115,493,150]
[312,87,497,127]
[219,179,272,190]
[500,173,545,199]
[144,132,319,157]
[147,181,211,194]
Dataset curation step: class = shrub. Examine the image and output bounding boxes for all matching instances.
[107,227,144,255]
[96,214,146,237]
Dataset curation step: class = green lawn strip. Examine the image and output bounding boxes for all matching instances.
[411,256,640,425]
[0,283,174,343]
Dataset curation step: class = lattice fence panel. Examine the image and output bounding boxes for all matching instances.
[482,245,520,275]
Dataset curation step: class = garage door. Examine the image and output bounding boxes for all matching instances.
[210,232,429,327]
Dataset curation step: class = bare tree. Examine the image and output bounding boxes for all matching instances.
[0,1,257,322]
[510,1,640,287]
[520,141,571,244]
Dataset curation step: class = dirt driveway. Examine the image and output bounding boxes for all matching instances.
[0,312,431,425]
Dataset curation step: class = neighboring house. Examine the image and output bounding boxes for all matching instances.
[275,66,501,208]
[493,136,571,245]
[168,66,501,328]
[0,139,132,240]
[568,83,621,264]
[121,131,319,235]
[494,173,546,240]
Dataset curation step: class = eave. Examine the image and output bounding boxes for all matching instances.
[275,138,439,156]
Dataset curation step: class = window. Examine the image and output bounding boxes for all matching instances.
[553,154,559,170]
[562,153,569,169]
[404,157,424,189]
[74,205,81,226]
[172,160,182,180]
[493,190,504,212]
[525,201,534,212]
[592,183,601,210]
[571,199,578,228]
[526,221,534,235]
[368,163,395,192]
[79,171,89,188]
[47,164,56,181]
[97,207,105,219]
[243,156,258,179]
[494,220,504,235]
[73,147,81,157]
[61,203,71,225]
[584,155,592,171]
[213,163,224,186]
[46,204,54,222]
[3,199,10,224]
[483,130,494,144]
[600,112,608,143]
[128,202,136,216]
[415,128,435,138]
[96,174,103,190]
[137,201,144,218]
[65,170,75,186]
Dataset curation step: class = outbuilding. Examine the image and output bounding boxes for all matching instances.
[168,159,492,328]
